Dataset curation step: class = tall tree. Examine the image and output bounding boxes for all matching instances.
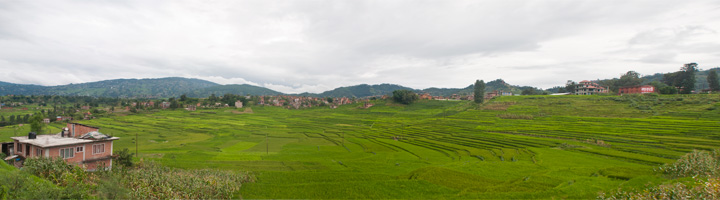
[662,71,682,87]
[521,88,537,95]
[30,113,44,133]
[708,70,719,92]
[615,71,643,89]
[679,63,697,94]
[474,80,485,103]
[565,80,577,94]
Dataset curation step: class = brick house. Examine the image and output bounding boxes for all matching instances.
[619,85,655,95]
[575,80,608,95]
[485,91,500,99]
[419,93,433,100]
[6,123,118,171]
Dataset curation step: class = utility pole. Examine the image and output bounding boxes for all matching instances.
[266,126,269,155]
[135,132,138,157]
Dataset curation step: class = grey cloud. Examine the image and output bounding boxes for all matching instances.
[0,0,719,92]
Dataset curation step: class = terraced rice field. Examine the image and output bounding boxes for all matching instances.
[73,94,720,198]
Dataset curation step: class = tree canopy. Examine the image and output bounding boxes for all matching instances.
[663,63,699,94]
[565,80,577,94]
[708,70,719,92]
[474,80,485,103]
[30,113,45,133]
[392,90,419,105]
[679,63,698,94]
[615,71,643,89]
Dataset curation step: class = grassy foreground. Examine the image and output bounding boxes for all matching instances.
[17,94,720,198]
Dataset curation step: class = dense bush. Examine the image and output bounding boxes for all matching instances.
[659,149,720,178]
[113,148,135,167]
[599,177,720,200]
[600,150,720,199]
[0,159,90,199]
[23,157,89,187]
[392,90,419,104]
[122,161,254,199]
[2,158,254,199]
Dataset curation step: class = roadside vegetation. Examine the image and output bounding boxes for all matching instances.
[0,156,253,199]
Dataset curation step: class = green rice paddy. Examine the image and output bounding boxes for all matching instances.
[20,94,720,198]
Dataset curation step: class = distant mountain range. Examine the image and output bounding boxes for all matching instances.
[10,66,715,99]
[0,77,278,98]
[0,77,536,99]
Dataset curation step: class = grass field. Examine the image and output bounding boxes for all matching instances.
[4,94,719,198]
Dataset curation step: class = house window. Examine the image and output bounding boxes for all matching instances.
[60,148,74,159]
[36,148,43,157]
[93,144,105,154]
[76,146,84,152]
[17,144,22,152]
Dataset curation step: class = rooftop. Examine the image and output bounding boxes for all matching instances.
[11,133,118,148]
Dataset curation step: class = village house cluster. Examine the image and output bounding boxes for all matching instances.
[257,95,357,109]
[571,80,656,95]
[411,90,514,101]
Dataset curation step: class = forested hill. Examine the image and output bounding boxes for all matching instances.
[188,84,282,97]
[303,80,537,98]
[0,77,536,98]
[642,67,720,90]
[0,77,220,98]
[419,79,537,97]
[299,84,415,98]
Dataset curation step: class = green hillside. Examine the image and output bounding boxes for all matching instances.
[187,84,282,97]
[420,79,535,96]
[62,93,720,199]
[307,83,415,98]
[0,77,220,98]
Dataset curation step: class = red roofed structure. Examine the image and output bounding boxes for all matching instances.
[575,80,608,95]
[619,85,655,95]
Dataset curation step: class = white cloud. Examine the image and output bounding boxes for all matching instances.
[1,0,720,93]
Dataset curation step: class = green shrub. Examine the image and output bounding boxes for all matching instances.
[121,161,254,199]
[0,166,89,199]
[22,157,89,187]
[658,149,720,178]
[16,158,254,199]
[599,177,720,200]
[600,150,720,199]
[113,148,135,168]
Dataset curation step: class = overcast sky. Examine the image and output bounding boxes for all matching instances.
[1,1,719,93]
